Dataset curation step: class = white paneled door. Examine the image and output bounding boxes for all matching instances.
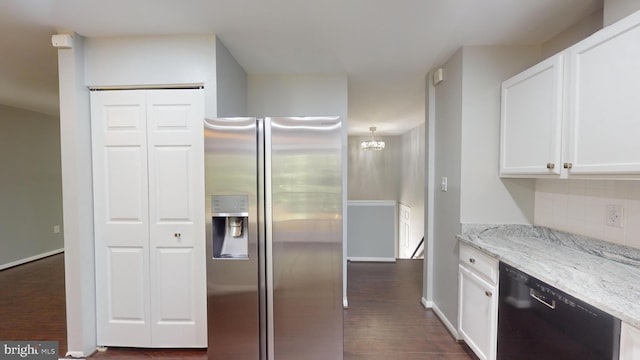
[91,89,206,348]
[399,204,411,258]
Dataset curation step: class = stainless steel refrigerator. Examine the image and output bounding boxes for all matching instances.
[204,117,343,360]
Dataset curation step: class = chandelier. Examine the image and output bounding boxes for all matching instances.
[360,127,385,151]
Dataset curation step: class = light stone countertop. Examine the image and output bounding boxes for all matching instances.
[456,224,640,329]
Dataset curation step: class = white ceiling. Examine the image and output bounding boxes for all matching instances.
[0,0,602,135]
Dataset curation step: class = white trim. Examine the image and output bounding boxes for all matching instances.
[347,257,396,263]
[421,297,433,308]
[343,297,349,309]
[65,349,91,358]
[431,302,461,341]
[0,248,64,271]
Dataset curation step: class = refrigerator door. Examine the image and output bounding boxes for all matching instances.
[266,117,343,360]
[205,117,260,359]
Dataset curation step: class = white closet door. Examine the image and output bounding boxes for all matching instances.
[146,90,206,347]
[92,89,206,348]
[91,90,152,346]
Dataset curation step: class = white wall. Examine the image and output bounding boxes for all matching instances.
[432,48,464,332]
[429,46,540,335]
[85,34,217,118]
[536,180,640,249]
[348,125,425,259]
[248,74,347,119]
[59,33,219,357]
[604,0,640,26]
[347,201,397,262]
[57,34,96,357]
[542,9,603,58]
[348,135,401,201]
[423,72,436,304]
[460,46,538,225]
[399,124,425,258]
[216,37,247,117]
[0,105,63,268]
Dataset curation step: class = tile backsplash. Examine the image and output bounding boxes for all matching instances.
[535,179,640,250]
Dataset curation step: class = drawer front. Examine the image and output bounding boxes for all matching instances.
[459,244,498,284]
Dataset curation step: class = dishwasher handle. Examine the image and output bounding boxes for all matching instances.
[530,288,556,309]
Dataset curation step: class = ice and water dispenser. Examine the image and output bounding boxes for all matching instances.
[211,195,249,259]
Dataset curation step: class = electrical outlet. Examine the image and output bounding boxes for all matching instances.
[605,205,624,228]
[53,225,60,234]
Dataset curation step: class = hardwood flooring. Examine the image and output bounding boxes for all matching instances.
[0,253,67,355]
[345,260,474,360]
[0,255,473,359]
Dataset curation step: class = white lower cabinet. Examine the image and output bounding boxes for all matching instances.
[620,322,640,360]
[458,244,498,360]
[91,89,206,347]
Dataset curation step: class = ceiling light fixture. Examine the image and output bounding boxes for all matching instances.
[360,127,385,151]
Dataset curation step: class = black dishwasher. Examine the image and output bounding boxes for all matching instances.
[497,262,620,360]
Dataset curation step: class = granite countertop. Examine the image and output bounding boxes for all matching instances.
[456,224,640,329]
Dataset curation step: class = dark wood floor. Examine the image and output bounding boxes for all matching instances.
[0,254,473,359]
[345,260,474,360]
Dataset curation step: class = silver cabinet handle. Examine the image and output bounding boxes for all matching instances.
[485,291,492,297]
[469,258,476,264]
[530,289,556,309]
[546,163,555,169]
[563,163,573,169]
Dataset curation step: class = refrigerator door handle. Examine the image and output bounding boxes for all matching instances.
[263,117,275,360]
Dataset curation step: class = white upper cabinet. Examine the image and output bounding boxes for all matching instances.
[566,11,640,175]
[500,54,564,177]
[500,10,640,178]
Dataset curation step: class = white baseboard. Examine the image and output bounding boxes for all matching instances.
[421,297,433,308]
[347,257,396,263]
[431,302,461,340]
[64,350,87,358]
[0,248,64,271]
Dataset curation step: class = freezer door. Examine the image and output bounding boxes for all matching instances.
[204,117,260,359]
[266,117,343,360]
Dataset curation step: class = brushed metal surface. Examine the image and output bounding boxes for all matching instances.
[205,117,259,359]
[205,116,343,360]
[267,117,343,360]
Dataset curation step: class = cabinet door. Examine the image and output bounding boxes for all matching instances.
[458,265,498,360]
[500,54,564,177]
[620,322,640,360]
[147,90,206,347]
[567,12,640,175]
[91,90,152,346]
